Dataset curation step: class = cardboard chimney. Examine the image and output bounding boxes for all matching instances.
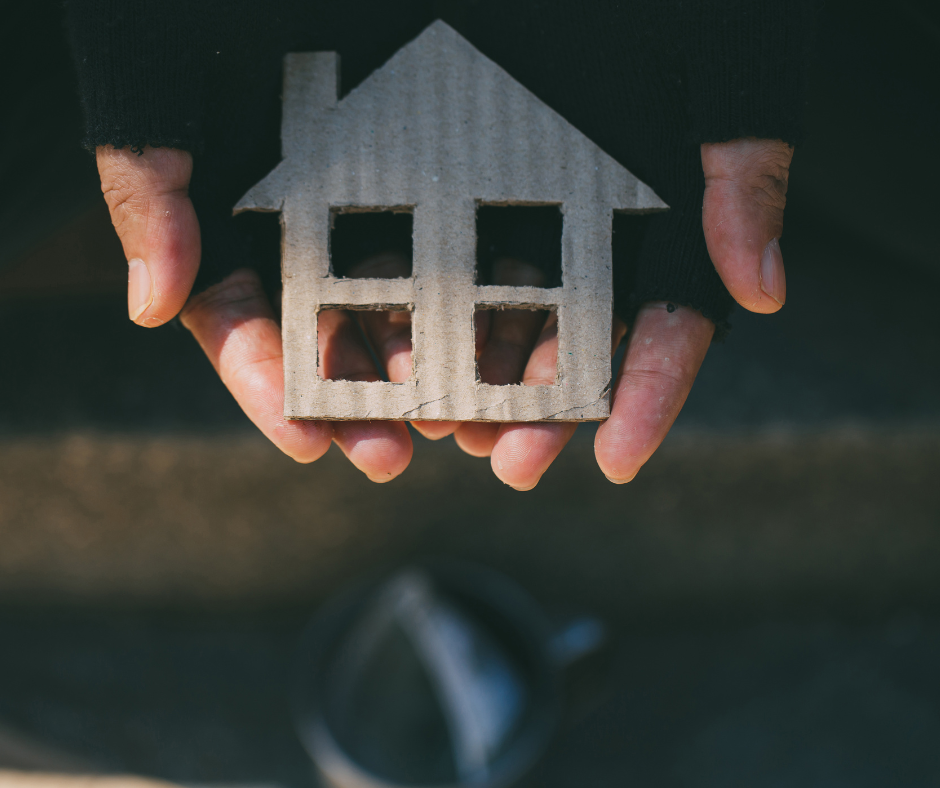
[236,21,666,422]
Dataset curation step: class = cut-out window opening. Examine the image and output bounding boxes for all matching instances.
[473,305,558,386]
[475,204,562,288]
[330,208,414,279]
[611,211,654,323]
[318,306,414,383]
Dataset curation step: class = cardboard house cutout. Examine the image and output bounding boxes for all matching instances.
[236,21,666,422]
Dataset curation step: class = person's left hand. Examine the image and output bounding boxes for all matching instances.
[419,137,793,489]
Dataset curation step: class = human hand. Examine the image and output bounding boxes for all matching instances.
[436,137,793,489]
[97,137,791,488]
[321,137,791,490]
[96,145,413,481]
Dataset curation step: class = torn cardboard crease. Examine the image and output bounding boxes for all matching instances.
[237,20,666,422]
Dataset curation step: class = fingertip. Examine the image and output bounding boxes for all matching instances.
[490,441,536,489]
[706,235,784,315]
[454,422,500,457]
[411,421,460,440]
[722,249,785,314]
[491,456,542,491]
[278,421,334,464]
[490,422,576,490]
[367,471,406,484]
[604,472,638,485]
[742,293,785,315]
[593,427,642,484]
[333,421,414,482]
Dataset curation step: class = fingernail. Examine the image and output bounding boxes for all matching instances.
[128,258,154,322]
[759,239,786,306]
[605,472,637,485]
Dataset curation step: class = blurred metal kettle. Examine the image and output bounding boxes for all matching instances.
[292,562,606,788]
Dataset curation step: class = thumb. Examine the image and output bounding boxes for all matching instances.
[97,145,201,326]
[701,138,793,314]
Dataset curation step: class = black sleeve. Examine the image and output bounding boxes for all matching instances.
[65,0,815,334]
[686,0,816,145]
[65,0,214,152]
[459,0,815,336]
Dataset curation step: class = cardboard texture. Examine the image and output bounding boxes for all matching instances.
[237,21,666,421]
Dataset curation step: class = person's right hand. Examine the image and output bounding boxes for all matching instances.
[97,144,414,481]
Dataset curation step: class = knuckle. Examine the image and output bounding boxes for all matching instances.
[749,172,789,213]
[704,139,792,212]
[739,145,792,183]
[621,366,690,394]
[100,174,143,231]
[222,343,282,392]
[99,157,191,233]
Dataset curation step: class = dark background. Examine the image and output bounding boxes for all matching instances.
[1,1,939,786]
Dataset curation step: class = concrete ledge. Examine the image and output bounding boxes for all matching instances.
[0,429,938,617]
[0,773,178,788]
